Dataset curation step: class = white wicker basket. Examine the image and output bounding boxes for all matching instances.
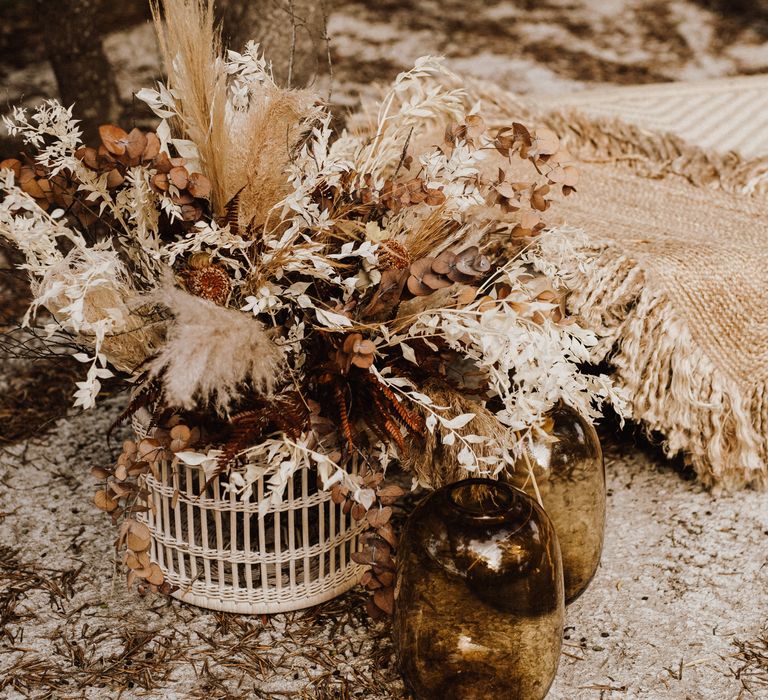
[131,410,367,614]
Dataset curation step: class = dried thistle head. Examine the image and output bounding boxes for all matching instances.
[378,239,412,270]
[181,259,232,306]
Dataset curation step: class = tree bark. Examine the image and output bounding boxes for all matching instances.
[36,0,119,143]
[217,0,327,88]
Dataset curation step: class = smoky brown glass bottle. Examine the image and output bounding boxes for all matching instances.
[508,403,605,603]
[394,479,564,700]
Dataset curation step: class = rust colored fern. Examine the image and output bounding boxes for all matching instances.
[215,392,310,472]
[363,372,425,435]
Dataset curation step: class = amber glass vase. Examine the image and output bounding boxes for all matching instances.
[394,479,564,700]
[508,403,605,603]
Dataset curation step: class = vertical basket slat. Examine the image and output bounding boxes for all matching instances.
[213,479,226,588]
[243,485,253,591]
[184,463,198,583]
[229,485,239,591]
[197,467,212,592]
[287,475,297,591]
[172,464,186,580]
[301,469,311,588]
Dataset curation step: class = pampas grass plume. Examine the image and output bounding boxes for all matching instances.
[148,280,284,413]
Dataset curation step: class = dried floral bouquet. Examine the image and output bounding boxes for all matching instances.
[0,0,625,616]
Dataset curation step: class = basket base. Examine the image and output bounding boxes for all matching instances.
[164,564,367,614]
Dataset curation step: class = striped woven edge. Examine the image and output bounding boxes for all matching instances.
[536,74,768,160]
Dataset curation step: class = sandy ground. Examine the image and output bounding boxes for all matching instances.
[1,1,768,699]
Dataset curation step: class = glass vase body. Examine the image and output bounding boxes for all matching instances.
[509,404,605,603]
[394,479,564,700]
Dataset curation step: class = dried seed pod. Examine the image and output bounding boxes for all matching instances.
[184,265,232,306]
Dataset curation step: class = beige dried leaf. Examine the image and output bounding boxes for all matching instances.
[99,125,129,156]
[169,166,189,190]
[373,586,395,615]
[187,172,211,199]
[534,128,559,155]
[125,520,151,552]
[170,424,191,442]
[494,181,516,199]
[146,562,164,586]
[94,490,118,512]
[377,522,397,548]
[366,506,393,528]
[378,484,405,504]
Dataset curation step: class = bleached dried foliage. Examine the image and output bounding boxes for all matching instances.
[399,379,511,488]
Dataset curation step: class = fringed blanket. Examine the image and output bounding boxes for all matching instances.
[478,82,768,490]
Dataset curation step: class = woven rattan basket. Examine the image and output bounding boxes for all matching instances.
[131,409,367,614]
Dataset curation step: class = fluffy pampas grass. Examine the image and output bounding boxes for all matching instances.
[148,280,284,413]
[151,0,229,214]
[151,0,321,230]
[229,88,321,233]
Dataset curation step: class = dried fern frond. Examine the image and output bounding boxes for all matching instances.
[107,375,164,441]
[216,391,310,472]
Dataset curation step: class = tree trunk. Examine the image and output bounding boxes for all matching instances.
[217,0,327,88]
[36,0,119,143]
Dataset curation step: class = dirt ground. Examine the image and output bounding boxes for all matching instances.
[1,1,768,699]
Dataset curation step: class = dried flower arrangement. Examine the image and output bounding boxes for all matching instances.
[0,0,626,617]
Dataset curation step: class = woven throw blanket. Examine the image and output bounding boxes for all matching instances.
[475,82,768,491]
